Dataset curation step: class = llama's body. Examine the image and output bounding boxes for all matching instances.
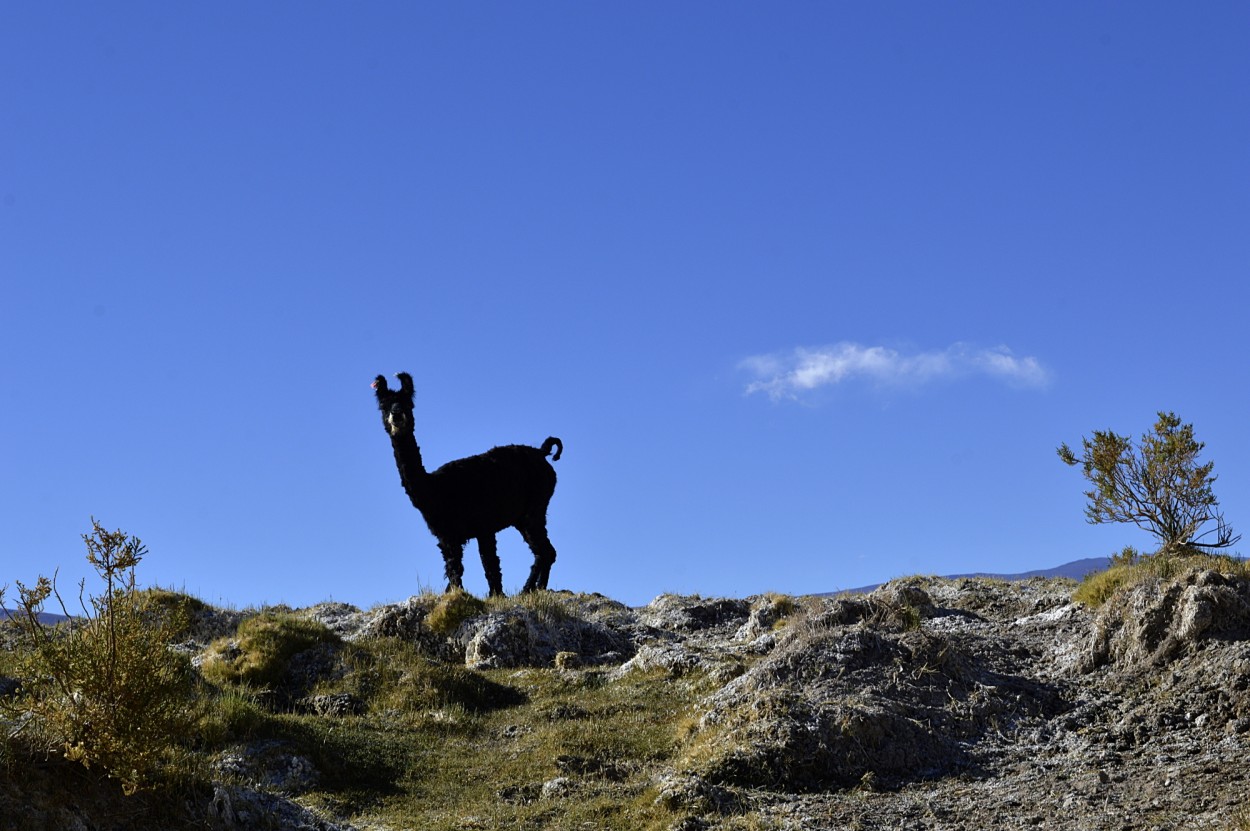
[419,445,557,542]
[373,373,562,596]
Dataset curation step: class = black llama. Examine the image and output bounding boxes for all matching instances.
[372,372,562,596]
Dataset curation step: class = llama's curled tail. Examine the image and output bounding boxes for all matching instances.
[541,437,563,462]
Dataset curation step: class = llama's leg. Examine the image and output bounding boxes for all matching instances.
[519,521,557,593]
[438,539,467,592]
[477,535,504,597]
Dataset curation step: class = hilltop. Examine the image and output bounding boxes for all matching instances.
[2,559,1250,830]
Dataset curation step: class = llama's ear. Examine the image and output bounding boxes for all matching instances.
[372,375,389,393]
[396,372,414,397]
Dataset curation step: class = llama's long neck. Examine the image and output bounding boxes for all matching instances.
[389,431,431,509]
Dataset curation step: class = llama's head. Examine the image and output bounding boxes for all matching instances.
[372,372,415,438]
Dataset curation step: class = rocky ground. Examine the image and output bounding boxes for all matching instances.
[4,563,1249,830]
[699,573,1250,831]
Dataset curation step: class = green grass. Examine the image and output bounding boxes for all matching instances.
[189,623,711,829]
[356,665,703,830]
[199,611,339,688]
[327,636,524,717]
[172,593,719,829]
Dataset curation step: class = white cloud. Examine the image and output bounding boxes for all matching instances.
[741,342,1050,400]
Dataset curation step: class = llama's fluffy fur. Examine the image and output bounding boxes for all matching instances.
[373,372,562,596]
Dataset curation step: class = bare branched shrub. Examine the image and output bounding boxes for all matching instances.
[0,520,198,793]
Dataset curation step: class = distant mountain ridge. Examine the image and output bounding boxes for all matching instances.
[0,608,70,625]
[830,556,1113,596]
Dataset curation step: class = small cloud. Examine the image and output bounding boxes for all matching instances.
[741,342,1050,400]
[964,345,1050,388]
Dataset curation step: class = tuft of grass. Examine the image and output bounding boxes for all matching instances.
[195,686,270,747]
[1073,565,1136,607]
[758,592,801,632]
[199,612,339,690]
[141,586,209,616]
[425,589,487,636]
[137,587,212,642]
[499,589,578,624]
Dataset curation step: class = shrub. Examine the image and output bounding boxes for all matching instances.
[1058,411,1240,555]
[1110,545,1141,569]
[0,520,199,793]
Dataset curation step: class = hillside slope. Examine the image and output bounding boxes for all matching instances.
[3,563,1249,830]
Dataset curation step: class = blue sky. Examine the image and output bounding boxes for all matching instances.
[2,3,1247,609]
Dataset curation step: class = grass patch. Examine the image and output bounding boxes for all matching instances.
[329,637,524,717]
[1073,551,1250,607]
[425,589,487,636]
[141,586,209,617]
[200,612,339,690]
[496,589,579,623]
[360,666,699,830]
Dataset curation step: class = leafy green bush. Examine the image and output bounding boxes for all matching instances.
[1110,545,1142,568]
[0,520,199,793]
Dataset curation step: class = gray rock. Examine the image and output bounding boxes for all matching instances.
[356,596,434,642]
[214,740,320,794]
[299,602,367,640]
[307,692,364,717]
[208,784,359,830]
[639,594,751,634]
[458,604,635,670]
[540,776,575,799]
[691,591,1072,792]
[351,596,460,662]
[733,594,798,643]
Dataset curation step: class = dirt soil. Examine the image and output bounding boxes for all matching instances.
[678,571,1250,830]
